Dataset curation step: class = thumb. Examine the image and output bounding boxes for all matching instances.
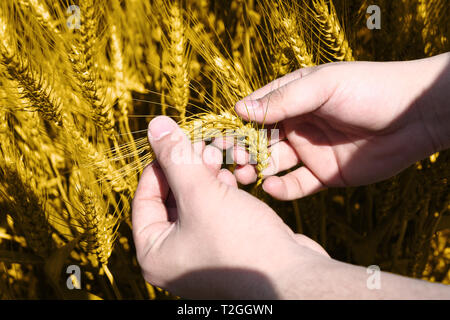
[235,69,336,124]
[148,116,213,199]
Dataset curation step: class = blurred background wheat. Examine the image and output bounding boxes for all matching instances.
[0,0,448,299]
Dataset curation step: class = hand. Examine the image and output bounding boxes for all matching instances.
[132,116,329,299]
[233,54,450,200]
[133,116,450,300]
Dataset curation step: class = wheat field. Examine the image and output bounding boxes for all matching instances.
[0,0,448,299]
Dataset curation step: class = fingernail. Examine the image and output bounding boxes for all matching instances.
[235,99,260,114]
[148,116,177,141]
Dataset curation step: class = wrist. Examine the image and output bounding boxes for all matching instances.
[271,246,336,299]
[415,53,450,153]
[273,248,450,299]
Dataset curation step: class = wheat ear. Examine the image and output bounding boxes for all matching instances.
[120,111,270,186]
[184,112,270,185]
[186,22,252,102]
[281,17,315,68]
[109,20,140,189]
[69,0,115,136]
[77,187,118,266]
[0,153,53,258]
[0,16,63,125]
[18,0,59,35]
[76,180,123,299]
[312,0,354,61]
[267,1,315,69]
[62,115,130,194]
[165,2,190,122]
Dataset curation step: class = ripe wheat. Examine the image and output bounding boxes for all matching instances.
[0,0,448,299]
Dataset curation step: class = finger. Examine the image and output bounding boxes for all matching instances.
[166,190,178,222]
[267,124,286,146]
[217,169,238,188]
[148,116,214,202]
[244,67,317,100]
[193,140,206,156]
[234,164,257,185]
[262,141,300,176]
[202,144,223,174]
[132,162,171,252]
[234,68,314,122]
[232,145,250,165]
[262,166,325,200]
[212,136,235,150]
[235,68,336,124]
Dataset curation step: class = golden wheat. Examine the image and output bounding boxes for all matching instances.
[164,2,190,122]
[0,16,63,125]
[267,1,315,69]
[62,115,131,194]
[0,153,53,258]
[76,186,117,267]
[69,0,116,136]
[312,0,354,61]
[0,0,448,299]
[18,0,60,35]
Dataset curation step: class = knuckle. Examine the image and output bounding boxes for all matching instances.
[264,86,286,107]
[157,143,175,165]
[293,67,311,79]
[286,174,303,199]
[156,136,185,166]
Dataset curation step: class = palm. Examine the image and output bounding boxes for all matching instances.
[281,113,411,188]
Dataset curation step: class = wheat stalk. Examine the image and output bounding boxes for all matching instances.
[281,17,315,68]
[69,0,116,136]
[18,0,60,35]
[0,15,63,125]
[0,0,448,299]
[0,153,54,258]
[312,0,354,61]
[62,115,131,194]
[266,1,315,69]
[165,2,190,122]
[186,21,253,102]
[77,186,118,267]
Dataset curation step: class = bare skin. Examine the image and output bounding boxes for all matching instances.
[132,53,450,299]
[233,53,450,200]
